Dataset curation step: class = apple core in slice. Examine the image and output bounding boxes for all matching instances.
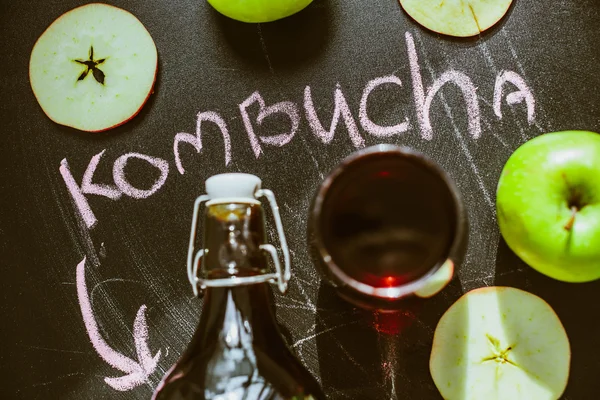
[399,0,513,37]
[430,286,570,400]
[29,3,158,132]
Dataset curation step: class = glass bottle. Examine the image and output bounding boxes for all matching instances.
[153,173,325,400]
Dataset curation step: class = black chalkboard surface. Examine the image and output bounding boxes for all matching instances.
[1,0,600,398]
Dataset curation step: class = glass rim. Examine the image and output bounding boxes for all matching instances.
[310,144,466,300]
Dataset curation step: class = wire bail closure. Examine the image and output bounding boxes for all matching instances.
[186,187,291,297]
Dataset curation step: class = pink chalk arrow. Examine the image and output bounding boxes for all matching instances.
[76,257,161,391]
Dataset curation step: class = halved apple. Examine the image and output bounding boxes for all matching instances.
[430,286,570,400]
[29,3,158,132]
[399,0,513,37]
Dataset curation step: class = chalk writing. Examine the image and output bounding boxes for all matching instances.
[405,32,481,140]
[76,257,161,391]
[61,150,169,228]
[239,91,300,158]
[359,75,411,137]
[60,158,99,229]
[60,31,536,230]
[494,70,536,124]
[113,153,169,199]
[304,84,365,148]
[82,150,122,200]
[174,111,232,175]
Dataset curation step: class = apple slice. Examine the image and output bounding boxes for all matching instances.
[399,0,513,37]
[29,3,158,132]
[415,260,454,298]
[430,286,570,400]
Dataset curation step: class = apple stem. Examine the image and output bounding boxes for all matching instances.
[564,206,578,231]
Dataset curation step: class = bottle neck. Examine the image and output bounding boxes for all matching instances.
[194,201,279,354]
[202,202,269,278]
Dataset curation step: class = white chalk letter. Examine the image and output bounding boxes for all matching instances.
[493,70,536,125]
[60,159,97,229]
[303,84,365,148]
[359,75,410,137]
[59,150,122,229]
[82,150,122,199]
[406,32,481,140]
[239,91,300,158]
[173,111,232,175]
[113,153,169,199]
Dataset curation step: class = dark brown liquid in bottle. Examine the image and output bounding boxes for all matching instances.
[320,154,456,287]
[153,203,325,400]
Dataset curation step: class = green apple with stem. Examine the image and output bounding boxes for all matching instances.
[496,130,600,282]
[399,0,513,37]
[29,3,158,132]
[430,286,570,400]
[207,0,313,23]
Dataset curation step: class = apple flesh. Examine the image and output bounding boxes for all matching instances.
[430,286,570,400]
[496,130,600,282]
[29,3,158,132]
[399,0,513,37]
[207,0,313,23]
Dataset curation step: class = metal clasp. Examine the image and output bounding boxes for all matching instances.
[186,190,291,297]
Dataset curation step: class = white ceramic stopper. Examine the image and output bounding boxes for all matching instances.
[205,173,262,201]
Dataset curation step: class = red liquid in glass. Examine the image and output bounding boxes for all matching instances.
[319,153,456,288]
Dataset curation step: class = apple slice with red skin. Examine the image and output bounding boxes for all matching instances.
[400,0,513,38]
[430,286,570,400]
[29,3,158,132]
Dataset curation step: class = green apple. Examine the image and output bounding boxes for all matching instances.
[399,0,513,37]
[207,0,313,23]
[496,130,600,282]
[29,3,158,132]
[430,286,570,400]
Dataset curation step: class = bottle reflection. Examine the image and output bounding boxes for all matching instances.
[204,291,275,399]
